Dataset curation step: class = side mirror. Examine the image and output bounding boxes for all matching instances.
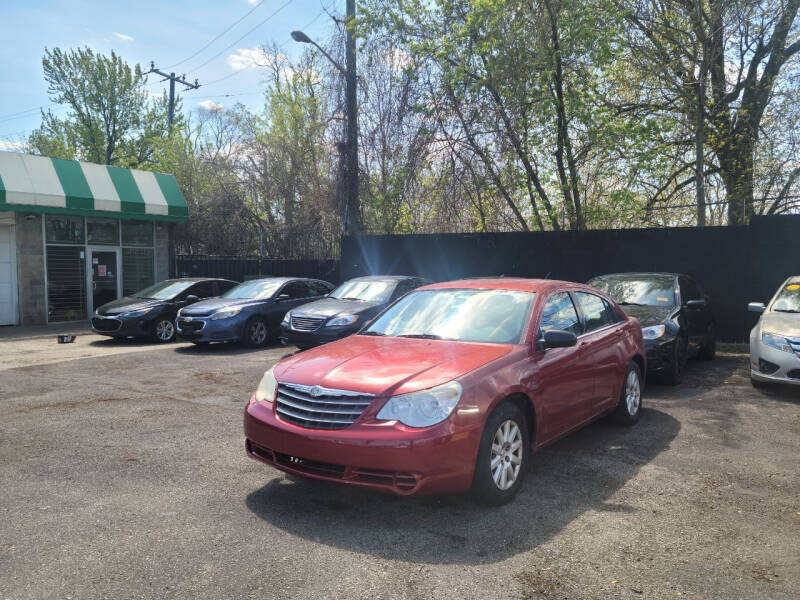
[748,302,766,314]
[541,329,578,350]
[685,298,707,309]
[184,295,199,304]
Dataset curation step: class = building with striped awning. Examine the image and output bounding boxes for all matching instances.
[0,151,189,326]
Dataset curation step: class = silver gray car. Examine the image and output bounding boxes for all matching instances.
[748,276,800,387]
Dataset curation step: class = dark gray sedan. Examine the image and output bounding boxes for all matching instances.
[175,277,333,347]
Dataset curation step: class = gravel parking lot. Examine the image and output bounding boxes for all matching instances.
[1,333,799,599]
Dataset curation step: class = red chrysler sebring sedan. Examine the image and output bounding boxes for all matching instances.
[244,278,645,505]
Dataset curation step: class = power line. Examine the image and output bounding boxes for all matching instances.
[186,0,295,74]
[201,5,330,88]
[162,0,267,70]
[0,106,45,122]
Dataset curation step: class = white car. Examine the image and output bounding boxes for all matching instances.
[748,276,800,387]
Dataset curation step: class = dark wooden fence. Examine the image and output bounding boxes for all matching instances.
[177,256,341,285]
[341,215,800,342]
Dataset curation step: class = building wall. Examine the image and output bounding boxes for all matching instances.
[15,214,47,325]
[155,222,170,282]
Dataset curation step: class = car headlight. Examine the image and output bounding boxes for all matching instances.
[253,367,278,403]
[376,381,462,428]
[121,307,153,318]
[327,313,358,327]
[211,307,243,320]
[282,311,291,325]
[762,332,793,353]
[641,325,666,340]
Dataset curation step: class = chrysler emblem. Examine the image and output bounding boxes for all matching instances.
[310,386,322,397]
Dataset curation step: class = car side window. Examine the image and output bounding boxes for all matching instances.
[539,292,582,336]
[680,277,701,302]
[187,281,215,299]
[310,281,330,296]
[219,280,238,294]
[574,292,616,333]
[281,282,315,299]
[391,281,414,300]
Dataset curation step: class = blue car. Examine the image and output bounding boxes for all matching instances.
[175,277,333,347]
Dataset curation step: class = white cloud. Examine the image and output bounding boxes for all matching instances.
[227,47,278,71]
[113,32,134,42]
[198,100,224,111]
[0,140,26,152]
[247,0,260,5]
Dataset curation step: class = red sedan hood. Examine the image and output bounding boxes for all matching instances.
[275,335,514,396]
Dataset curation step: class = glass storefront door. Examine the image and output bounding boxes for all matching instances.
[87,247,121,313]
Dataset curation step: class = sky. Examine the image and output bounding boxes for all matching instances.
[0,0,338,151]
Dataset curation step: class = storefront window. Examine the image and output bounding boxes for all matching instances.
[122,221,154,247]
[87,218,119,245]
[46,245,86,321]
[45,215,84,244]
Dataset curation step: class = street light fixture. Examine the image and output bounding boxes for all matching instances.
[290,0,359,235]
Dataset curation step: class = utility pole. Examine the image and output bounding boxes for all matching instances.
[291,0,360,235]
[693,2,706,227]
[343,0,359,235]
[147,63,200,129]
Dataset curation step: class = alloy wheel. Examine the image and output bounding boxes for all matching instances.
[625,369,641,415]
[249,321,267,345]
[490,420,523,491]
[156,320,174,342]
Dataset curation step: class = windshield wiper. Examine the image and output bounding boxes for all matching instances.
[359,331,386,336]
[774,309,800,313]
[398,333,444,340]
[338,297,367,302]
[618,302,646,306]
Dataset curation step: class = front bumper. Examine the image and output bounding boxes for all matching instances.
[91,315,152,338]
[643,336,677,374]
[750,341,800,386]
[176,315,244,343]
[244,400,480,496]
[279,324,356,348]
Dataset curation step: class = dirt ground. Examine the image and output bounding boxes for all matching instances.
[1,333,798,599]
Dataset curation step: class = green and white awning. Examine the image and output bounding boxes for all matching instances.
[0,151,188,222]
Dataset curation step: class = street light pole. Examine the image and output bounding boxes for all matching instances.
[291,0,360,236]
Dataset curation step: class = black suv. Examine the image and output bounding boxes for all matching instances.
[587,272,716,384]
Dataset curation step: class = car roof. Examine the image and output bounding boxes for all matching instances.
[168,277,236,283]
[589,272,682,280]
[345,275,423,282]
[421,278,589,293]
[239,277,327,284]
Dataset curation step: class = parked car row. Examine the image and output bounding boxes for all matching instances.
[90,275,430,347]
[92,270,799,506]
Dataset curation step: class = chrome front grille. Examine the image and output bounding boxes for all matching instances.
[291,315,326,331]
[787,337,800,357]
[276,383,374,430]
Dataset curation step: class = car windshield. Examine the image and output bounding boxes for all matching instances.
[772,282,800,313]
[363,288,535,344]
[135,280,195,300]
[222,280,283,300]
[329,279,396,302]
[588,275,676,307]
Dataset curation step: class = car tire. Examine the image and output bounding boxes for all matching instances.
[613,362,643,426]
[663,337,687,385]
[243,317,269,348]
[472,401,529,506]
[698,327,716,360]
[151,318,176,343]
